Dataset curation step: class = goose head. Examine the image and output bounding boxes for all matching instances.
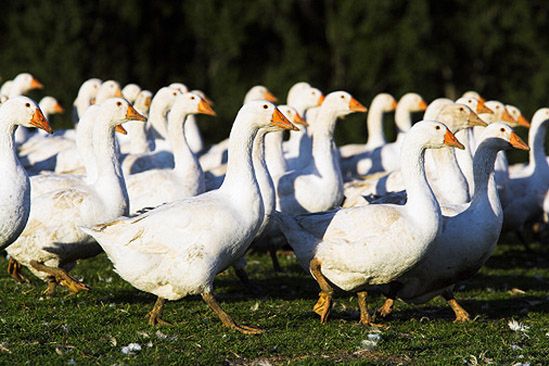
[408,120,464,150]
[99,98,146,134]
[0,96,52,133]
[39,96,64,117]
[190,90,215,106]
[151,87,181,116]
[278,105,309,128]
[436,104,487,133]
[371,93,398,112]
[244,85,277,104]
[322,91,367,118]
[461,90,486,103]
[95,80,123,104]
[484,101,516,126]
[398,93,427,113]
[168,92,216,123]
[75,78,102,105]
[169,83,189,94]
[478,123,529,151]
[239,101,297,132]
[530,107,549,130]
[286,82,312,105]
[456,96,494,115]
[133,90,153,117]
[505,105,530,128]
[122,84,142,103]
[13,73,44,93]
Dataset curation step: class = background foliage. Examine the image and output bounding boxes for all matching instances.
[0,0,547,146]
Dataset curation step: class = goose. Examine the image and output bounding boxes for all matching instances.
[125,92,216,213]
[73,78,102,123]
[340,93,426,177]
[502,108,549,243]
[185,90,214,154]
[343,104,486,206]
[81,101,295,334]
[282,82,324,166]
[376,123,529,322]
[2,73,43,98]
[121,86,181,175]
[122,83,142,103]
[0,97,52,253]
[6,99,145,295]
[274,121,464,325]
[95,80,123,104]
[276,91,367,215]
[338,93,397,158]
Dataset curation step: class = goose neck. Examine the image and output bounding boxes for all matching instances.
[184,115,204,153]
[168,112,203,181]
[471,141,500,208]
[0,121,18,169]
[253,129,274,216]
[529,120,548,172]
[265,131,287,179]
[395,106,412,133]
[366,103,386,147]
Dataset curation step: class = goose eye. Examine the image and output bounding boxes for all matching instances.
[25,103,31,108]
[263,104,269,109]
[500,128,505,132]
[173,92,177,96]
[116,101,122,107]
[435,125,441,130]
[459,107,464,111]
[340,95,345,99]
[191,96,195,100]
[495,105,500,109]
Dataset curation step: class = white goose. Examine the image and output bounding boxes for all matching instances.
[6,99,145,295]
[0,97,51,254]
[7,73,45,144]
[503,108,549,239]
[277,92,367,215]
[377,123,529,322]
[81,101,295,334]
[122,83,142,103]
[121,86,181,175]
[185,90,214,154]
[274,121,464,325]
[340,93,426,177]
[338,93,397,158]
[118,90,153,155]
[73,78,101,124]
[125,92,216,213]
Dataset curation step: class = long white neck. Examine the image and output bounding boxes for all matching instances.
[470,140,502,216]
[168,113,204,193]
[428,145,470,205]
[148,99,169,142]
[253,129,274,234]
[265,131,287,182]
[219,114,262,210]
[528,119,548,173]
[0,120,21,173]
[455,128,475,195]
[184,115,204,153]
[395,104,412,135]
[91,119,129,216]
[76,107,100,183]
[125,120,150,154]
[402,141,441,234]
[366,102,386,148]
[311,107,342,189]
[286,101,311,153]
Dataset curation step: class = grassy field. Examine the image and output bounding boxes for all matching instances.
[0,237,547,365]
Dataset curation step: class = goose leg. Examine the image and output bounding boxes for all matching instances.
[357,291,384,327]
[310,258,333,324]
[44,278,57,296]
[146,297,171,326]
[7,257,28,283]
[377,297,395,318]
[269,248,282,272]
[29,260,89,294]
[201,292,263,335]
[442,290,470,322]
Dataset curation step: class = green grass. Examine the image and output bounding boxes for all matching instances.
[0,238,548,365]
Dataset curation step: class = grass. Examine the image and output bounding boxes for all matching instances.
[0,238,547,365]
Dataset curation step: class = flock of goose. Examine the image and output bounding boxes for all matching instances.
[0,73,547,335]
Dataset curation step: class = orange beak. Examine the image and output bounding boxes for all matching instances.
[144,97,152,108]
[263,90,278,103]
[317,95,325,106]
[198,99,216,116]
[115,124,127,135]
[293,112,308,127]
[202,94,215,106]
[509,131,529,150]
[125,104,146,122]
[114,89,123,98]
[467,111,488,127]
[53,103,64,114]
[418,100,428,111]
[30,78,44,90]
[272,108,298,131]
[518,115,530,128]
[443,129,465,150]
[391,99,398,110]
[349,97,368,113]
[476,99,494,114]
[30,108,52,134]
[502,107,516,125]
[90,97,96,105]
